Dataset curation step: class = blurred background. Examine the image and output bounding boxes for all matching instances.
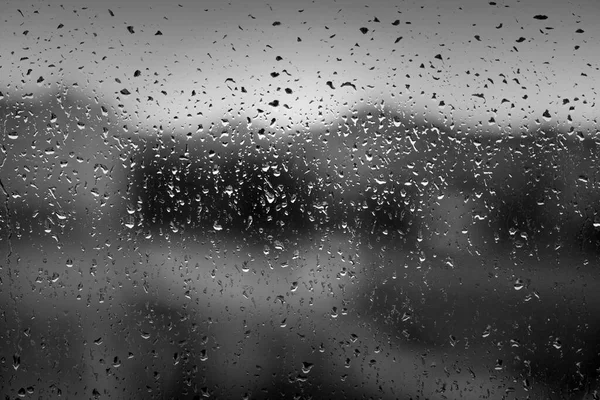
[1,0,599,399]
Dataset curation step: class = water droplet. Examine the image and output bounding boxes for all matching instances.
[301,362,314,374]
[495,359,503,370]
[482,325,491,338]
[265,190,275,204]
[13,354,20,370]
[514,279,524,290]
[241,261,250,272]
[124,216,135,229]
[200,349,208,361]
[444,257,455,268]
[449,335,458,347]
[542,109,552,121]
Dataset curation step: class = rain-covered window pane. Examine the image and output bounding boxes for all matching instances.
[1,1,599,399]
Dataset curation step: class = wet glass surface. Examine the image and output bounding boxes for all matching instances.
[1,1,599,399]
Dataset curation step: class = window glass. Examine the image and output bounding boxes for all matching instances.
[1,1,599,399]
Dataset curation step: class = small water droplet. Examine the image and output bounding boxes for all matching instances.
[514,279,524,290]
[449,335,458,347]
[241,261,250,272]
[482,325,491,338]
[553,338,562,349]
[265,190,275,204]
[301,362,314,374]
[13,354,20,370]
[495,359,503,370]
[200,349,208,361]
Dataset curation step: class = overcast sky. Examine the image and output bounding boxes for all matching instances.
[2,0,598,134]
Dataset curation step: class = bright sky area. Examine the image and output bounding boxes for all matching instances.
[1,0,598,135]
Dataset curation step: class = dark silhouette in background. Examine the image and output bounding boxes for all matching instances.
[131,103,600,253]
[1,89,599,399]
